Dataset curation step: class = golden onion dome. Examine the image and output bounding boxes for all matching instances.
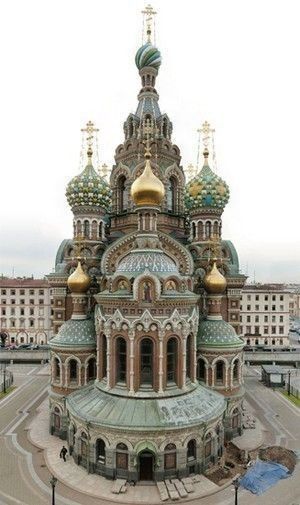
[67,261,91,293]
[204,261,227,294]
[131,153,165,206]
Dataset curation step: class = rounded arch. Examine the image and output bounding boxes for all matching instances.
[133,273,161,302]
[165,335,180,386]
[114,336,128,385]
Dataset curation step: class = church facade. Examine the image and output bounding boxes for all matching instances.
[48,9,246,482]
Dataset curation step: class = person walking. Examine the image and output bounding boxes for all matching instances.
[60,446,68,462]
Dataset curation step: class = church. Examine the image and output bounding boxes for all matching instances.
[48,6,246,482]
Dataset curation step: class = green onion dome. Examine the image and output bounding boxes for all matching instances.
[135,42,161,71]
[66,163,111,211]
[185,149,230,212]
[197,318,244,349]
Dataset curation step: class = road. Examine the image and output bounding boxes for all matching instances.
[0,365,299,505]
[0,365,110,505]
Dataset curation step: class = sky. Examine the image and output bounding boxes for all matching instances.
[0,0,299,283]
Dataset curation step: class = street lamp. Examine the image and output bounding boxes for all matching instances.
[232,478,240,505]
[49,475,57,505]
[287,370,291,396]
[1,363,7,394]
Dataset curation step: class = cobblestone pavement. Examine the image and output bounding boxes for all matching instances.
[0,365,299,505]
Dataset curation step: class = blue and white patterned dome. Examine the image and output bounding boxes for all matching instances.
[116,250,177,275]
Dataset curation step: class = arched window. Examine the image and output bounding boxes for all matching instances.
[167,338,178,384]
[116,337,127,384]
[246,338,251,345]
[213,221,219,238]
[102,335,107,378]
[198,221,204,240]
[117,175,127,213]
[69,359,78,382]
[232,408,240,429]
[192,222,196,239]
[77,220,82,236]
[204,433,212,458]
[187,439,196,461]
[99,221,103,239]
[232,360,239,383]
[205,221,211,239]
[215,361,224,384]
[87,357,96,381]
[116,443,128,470]
[140,338,153,387]
[91,220,97,239]
[96,439,106,465]
[81,432,88,458]
[197,359,206,381]
[164,443,176,470]
[53,407,60,430]
[167,176,178,212]
[186,335,193,380]
[83,220,90,238]
[54,357,60,381]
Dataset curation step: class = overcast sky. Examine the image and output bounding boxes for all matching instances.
[0,0,299,283]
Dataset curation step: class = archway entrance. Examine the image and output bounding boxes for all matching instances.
[139,451,154,481]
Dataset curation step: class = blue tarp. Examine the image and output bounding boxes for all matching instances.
[239,459,290,495]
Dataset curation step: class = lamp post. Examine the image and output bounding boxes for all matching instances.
[1,363,7,394]
[287,370,291,396]
[232,478,240,505]
[49,475,57,505]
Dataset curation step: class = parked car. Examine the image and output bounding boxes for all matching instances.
[17,344,31,350]
[5,344,17,350]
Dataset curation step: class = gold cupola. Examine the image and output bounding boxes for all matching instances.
[67,261,91,293]
[204,261,227,294]
[131,148,165,206]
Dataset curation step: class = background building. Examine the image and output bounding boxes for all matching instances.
[240,284,290,346]
[0,277,52,346]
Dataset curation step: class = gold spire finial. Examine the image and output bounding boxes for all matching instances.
[81,121,99,165]
[67,260,91,294]
[204,261,227,295]
[142,4,157,43]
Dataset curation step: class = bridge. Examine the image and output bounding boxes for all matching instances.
[244,350,300,367]
[0,349,50,364]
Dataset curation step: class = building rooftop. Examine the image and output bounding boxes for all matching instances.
[0,277,50,287]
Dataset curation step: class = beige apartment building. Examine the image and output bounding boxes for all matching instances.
[0,277,52,346]
[240,284,290,346]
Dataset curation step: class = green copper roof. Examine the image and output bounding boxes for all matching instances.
[135,43,161,70]
[50,318,96,348]
[67,383,225,430]
[66,164,111,211]
[185,164,230,211]
[197,318,244,348]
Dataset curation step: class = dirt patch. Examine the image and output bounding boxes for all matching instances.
[259,446,296,472]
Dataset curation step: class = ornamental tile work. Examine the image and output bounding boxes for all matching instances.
[116,250,178,274]
[66,164,111,210]
[50,318,96,348]
[185,165,230,211]
[198,318,244,347]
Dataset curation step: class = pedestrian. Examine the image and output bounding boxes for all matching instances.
[60,446,68,462]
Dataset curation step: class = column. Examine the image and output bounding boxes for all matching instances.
[129,330,134,394]
[106,330,111,388]
[182,336,187,387]
[158,331,164,393]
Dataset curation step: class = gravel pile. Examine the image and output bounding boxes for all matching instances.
[259,446,296,472]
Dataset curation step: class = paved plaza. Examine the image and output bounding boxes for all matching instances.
[0,364,299,504]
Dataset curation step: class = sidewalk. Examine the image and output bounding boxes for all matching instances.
[28,400,232,504]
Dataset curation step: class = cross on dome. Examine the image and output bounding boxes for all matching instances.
[142,4,157,43]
